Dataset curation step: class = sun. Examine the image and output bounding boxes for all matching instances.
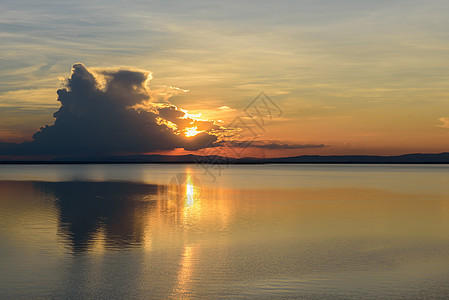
[184,126,203,137]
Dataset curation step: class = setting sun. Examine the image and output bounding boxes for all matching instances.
[3,0,449,298]
[184,126,203,137]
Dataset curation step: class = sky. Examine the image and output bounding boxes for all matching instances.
[1,0,449,158]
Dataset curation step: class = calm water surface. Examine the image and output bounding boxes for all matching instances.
[1,164,449,298]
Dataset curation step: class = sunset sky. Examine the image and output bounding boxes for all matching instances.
[1,0,449,158]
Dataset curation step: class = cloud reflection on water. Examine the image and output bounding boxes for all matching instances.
[2,167,449,298]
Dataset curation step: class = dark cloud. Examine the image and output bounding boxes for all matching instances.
[214,140,326,150]
[157,106,185,122]
[250,141,326,150]
[0,63,217,157]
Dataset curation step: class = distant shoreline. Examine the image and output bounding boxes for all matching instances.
[2,152,449,165]
[1,162,449,165]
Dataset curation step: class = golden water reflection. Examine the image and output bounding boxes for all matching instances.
[2,165,449,298]
[2,180,449,254]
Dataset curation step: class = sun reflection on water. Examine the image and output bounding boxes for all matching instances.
[4,166,449,298]
[186,177,195,207]
[171,245,195,298]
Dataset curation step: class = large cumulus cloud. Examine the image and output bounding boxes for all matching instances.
[0,63,217,157]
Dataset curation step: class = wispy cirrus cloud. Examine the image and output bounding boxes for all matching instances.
[2,0,449,155]
[437,117,449,129]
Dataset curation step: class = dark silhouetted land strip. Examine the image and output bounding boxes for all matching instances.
[2,153,449,164]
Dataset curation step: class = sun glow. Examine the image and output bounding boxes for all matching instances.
[180,109,202,119]
[184,126,203,137]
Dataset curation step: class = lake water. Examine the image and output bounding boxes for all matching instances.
[1,164,449,298]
